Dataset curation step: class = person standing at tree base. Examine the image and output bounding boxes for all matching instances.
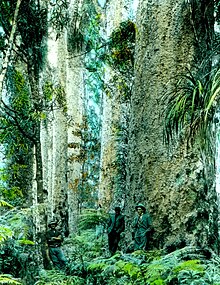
[107,207,125,255]
[46,220,67,270]
[126,203,152,253]
[132,203,152,251]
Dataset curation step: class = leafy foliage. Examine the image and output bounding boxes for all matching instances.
[215,0,220,25]
[0,69,34,205]
[78,209,108,230]
[84,247,220,285]
[104,20,136,74]
[24,225,220,285]
[48,0,70,38]
[67,0,104,53]
[0,207,39,285]
[0,200,13,209]
[164,68,220,151]
[173,259,204,273]
[42,81,67,113]
[0,226,13,244]
[0,274,21,284]
[35,269,84,285]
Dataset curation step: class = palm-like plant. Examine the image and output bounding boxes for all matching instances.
[164,68,220,151]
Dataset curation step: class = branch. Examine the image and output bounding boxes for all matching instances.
[0,0,23,98]
[1,100,36,144]
[67,43,108,59]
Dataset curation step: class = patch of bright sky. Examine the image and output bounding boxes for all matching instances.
[97,0,106,8]
[132,0,139,13]
[128,0,139,19]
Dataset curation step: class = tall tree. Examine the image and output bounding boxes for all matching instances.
[0,0,51,268]
[126,0,219,251]
[0,0,22,97]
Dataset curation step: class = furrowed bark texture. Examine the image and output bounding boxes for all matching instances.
[125,0,218,251]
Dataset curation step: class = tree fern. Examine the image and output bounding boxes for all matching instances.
[78,209,108,230]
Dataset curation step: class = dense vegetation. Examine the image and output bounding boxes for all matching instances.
[1,0,220,284]
[1,207,220,284]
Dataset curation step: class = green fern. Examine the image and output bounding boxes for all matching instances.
[0,200,14,208]
[0,225,13,243]
[115,260,141,279]
[142,263,170,284]
[17,239,35,245]
[88,262,108,272]
[0,274,21,284]
[177,269,204,284]
[173,259,205,274]
[36,269,84,285]
[78,209,108,230]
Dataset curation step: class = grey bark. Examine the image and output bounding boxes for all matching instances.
[0,0,22,98]
[125,0,218,252]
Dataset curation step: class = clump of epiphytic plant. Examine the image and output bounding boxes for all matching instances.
[164,68,220,151]
[106,20,136,72]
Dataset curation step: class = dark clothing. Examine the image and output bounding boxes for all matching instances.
[107,213,125,234]
[107,213,125,254]
[48,247,66,269]
[46,228,66,269]
[132,212,152,251]
[46,229,63,247]
[108,231,120,254]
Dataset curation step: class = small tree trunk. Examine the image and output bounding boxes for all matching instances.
[0,0,22,97]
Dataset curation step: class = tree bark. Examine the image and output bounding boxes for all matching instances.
[0,0,22,98]
[125,0,218,252]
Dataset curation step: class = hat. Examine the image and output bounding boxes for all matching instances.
[135,203,146,212]
[115,206,121,211]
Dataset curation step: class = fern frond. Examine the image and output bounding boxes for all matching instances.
[0,200,14,208]
[0,274,21,284]
[0,225,13,243]
[78,209,108,230]
[18,239,35,245]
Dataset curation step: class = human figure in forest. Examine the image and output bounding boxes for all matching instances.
[131,203,152,251]
[46,220,67,270]
[107,206,125,255]
[96,204,105,239]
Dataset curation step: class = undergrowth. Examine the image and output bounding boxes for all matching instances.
[1,209,220,285]
[35,228,220,285]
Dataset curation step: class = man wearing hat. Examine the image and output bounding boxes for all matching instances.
[107,207,125,255]
[132,203,152,251]
[46,220,67,270]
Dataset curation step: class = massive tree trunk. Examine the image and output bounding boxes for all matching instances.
[42,0,85,234]
[98,0,136,211]
[125,0,218,251]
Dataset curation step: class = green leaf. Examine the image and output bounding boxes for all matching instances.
[0,200,14,208]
